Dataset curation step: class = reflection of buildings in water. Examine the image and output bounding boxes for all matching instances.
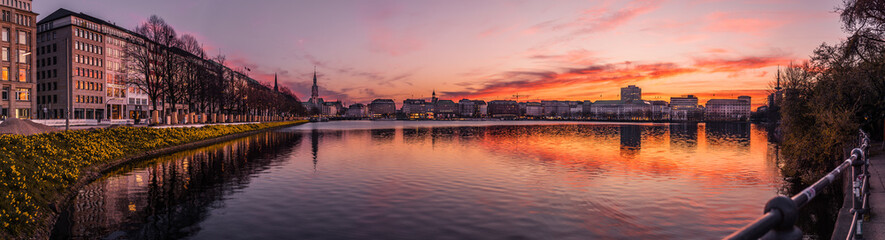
[370,128,396,142]
[456,126,486,142]
[620,125,642,149]
[431,127,456,146]
[311,129,320,171]
[669,123,699,149]
[402,128,430,143]
[704,122,750,147]
[55,131,303,239]
[619,125,642,158]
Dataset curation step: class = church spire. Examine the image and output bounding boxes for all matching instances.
[273,73,279,92]
[310,66,319,103]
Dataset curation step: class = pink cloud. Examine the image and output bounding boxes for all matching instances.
[704,12,784,35]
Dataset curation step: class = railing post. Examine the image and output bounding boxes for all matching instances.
[850,147,867,240]
[761,196,802,240]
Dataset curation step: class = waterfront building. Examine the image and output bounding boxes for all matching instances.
[457,99,475,117]
[367,98,395,118]
[670,95,699,121]
[581,101,592,118]
[37,9,152,121]
[487,100,518,118]
[541,100,569,117]
[0,0,35,119]
[434,99,457,119]
[621,85,641,101]
[402,99,427,119]
[649,100,670,121]
[345,103,366,118]
[525,102,542,117]
[322,100,343,117]
[704,96,751,121]
[476,100,487,117]
[590,100,652,121]
[302,69,324,114]
[568,101,583,117]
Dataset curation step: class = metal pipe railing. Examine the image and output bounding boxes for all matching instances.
[724,130,870,240]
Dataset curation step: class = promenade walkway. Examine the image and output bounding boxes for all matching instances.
[864,146,885,239]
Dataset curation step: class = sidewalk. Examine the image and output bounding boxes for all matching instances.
[863,146,885,239]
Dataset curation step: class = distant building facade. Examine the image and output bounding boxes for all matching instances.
[704,96,751,121]
[487,100,518,118]
[621,85,641,101]
[670,95,699,121]
[368,98,395,118]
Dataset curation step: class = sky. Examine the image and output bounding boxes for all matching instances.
[37,0,847,108]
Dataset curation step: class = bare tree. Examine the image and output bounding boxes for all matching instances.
[124,16,167,122]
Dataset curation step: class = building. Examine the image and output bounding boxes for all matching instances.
[402,99,427,119]
[302,69,323,115]
[367,98,395,118]
[457,99,475,117]
[525,102,542,117]
[345,103,366,118]
[621,85,641,101]
[590,100,652,121]
[476,100,487,117]
[541,100,569,117]
[670,95,700,121]
[487,100,518,118]
[0,0,35,119]
[704,96,751,121]
[322,100,343,117]
[434,99,457,119]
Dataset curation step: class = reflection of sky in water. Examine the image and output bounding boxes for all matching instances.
[54,121,781,240]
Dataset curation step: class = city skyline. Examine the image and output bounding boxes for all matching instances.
[34,0,845,108]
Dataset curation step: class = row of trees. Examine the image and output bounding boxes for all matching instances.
[124,15,305,124]
[777,0,885,182]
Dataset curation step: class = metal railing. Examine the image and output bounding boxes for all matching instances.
[724,130,870,240]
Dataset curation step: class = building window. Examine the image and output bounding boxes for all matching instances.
[16,31,24,44]
[1,87,6,100]
[1,28,7,42]
[17,50,25,63]
[15,87,28,101]
[2,67,7,81]
[2,47,7,61]
[18,68,25,82]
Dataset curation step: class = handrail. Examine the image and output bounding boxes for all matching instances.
[724,130,870,240]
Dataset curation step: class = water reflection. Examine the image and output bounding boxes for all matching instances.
[51,132,303,239]
[52,121,782,239]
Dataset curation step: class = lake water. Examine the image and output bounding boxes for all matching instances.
[50,121,783,239]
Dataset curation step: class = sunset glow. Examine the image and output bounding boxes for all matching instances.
[37,0,845,107]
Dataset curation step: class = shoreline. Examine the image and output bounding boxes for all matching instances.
[28,121,306,240]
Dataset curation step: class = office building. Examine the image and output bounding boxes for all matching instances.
[0,0,35,119]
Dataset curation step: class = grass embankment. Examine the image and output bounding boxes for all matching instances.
[0,120,306,238]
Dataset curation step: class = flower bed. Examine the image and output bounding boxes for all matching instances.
[0,121,306,237]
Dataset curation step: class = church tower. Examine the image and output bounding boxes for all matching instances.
[310,67,319,104]
[274,73,279,92]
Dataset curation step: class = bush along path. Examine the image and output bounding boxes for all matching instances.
[0,120,306,238]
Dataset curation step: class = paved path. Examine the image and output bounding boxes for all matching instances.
[864,146,885,239]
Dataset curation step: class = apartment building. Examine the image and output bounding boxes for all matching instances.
[0,0,35,119]
[36,8,150,120]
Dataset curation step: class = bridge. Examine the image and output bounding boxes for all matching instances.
[725,131,872,240]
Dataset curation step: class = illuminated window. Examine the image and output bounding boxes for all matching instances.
[15,87,28,101]
[2,67,7,81]
[18,68,25,82]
